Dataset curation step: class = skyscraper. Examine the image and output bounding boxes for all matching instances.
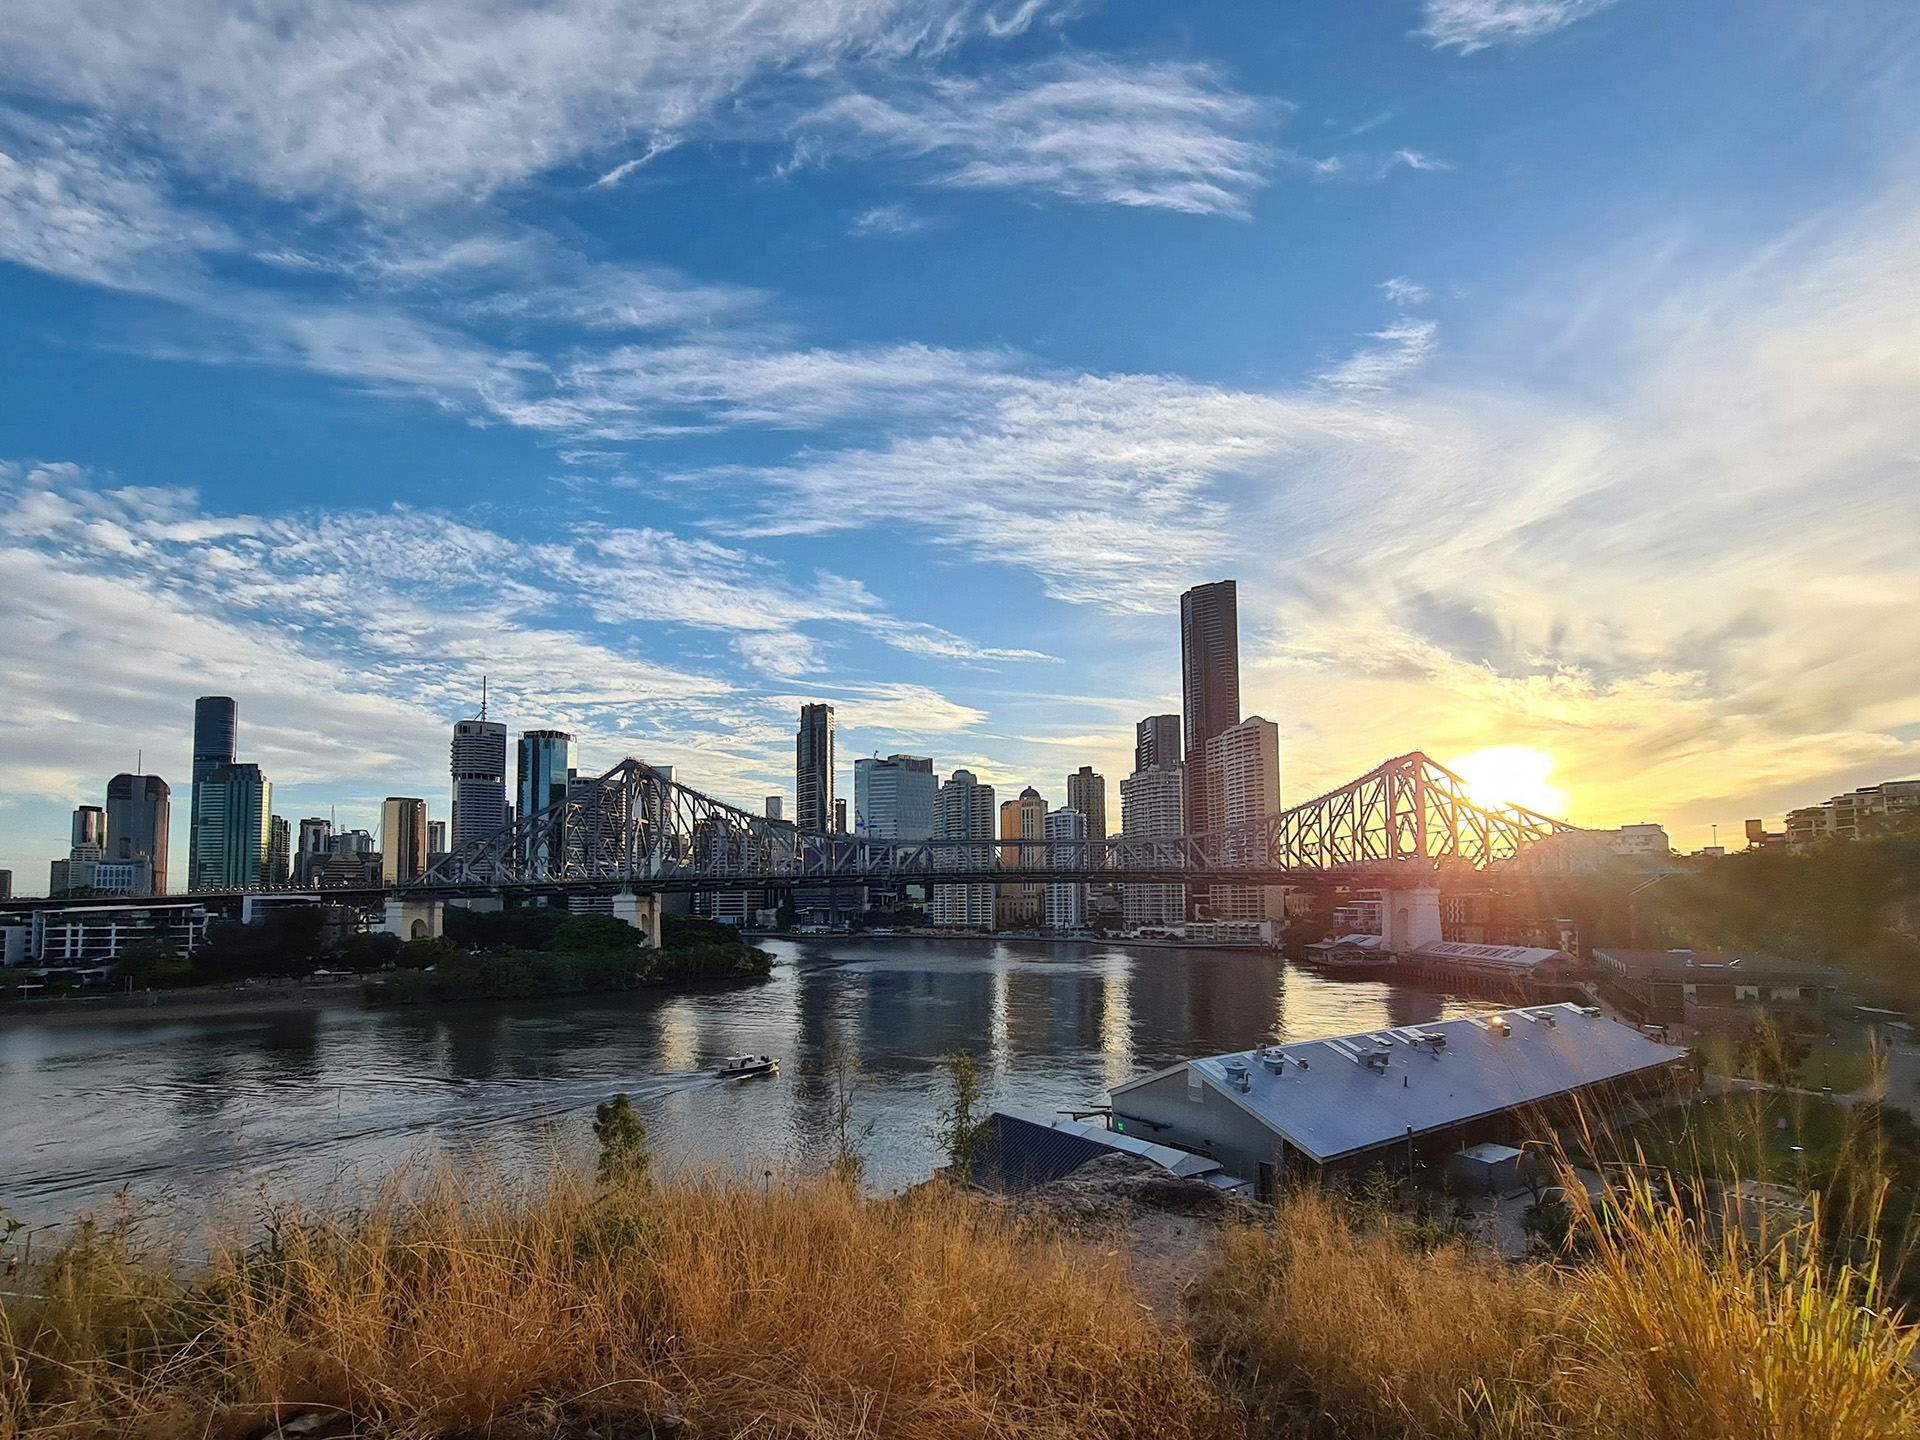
[795,703,834,834]
[295,817,332,884]
[450,717,509,849]
[833,797,848,834]
[1134,714,1182,775]
[1120,766,1186,928]
[189,763,271,890]
[1044,807,1087,930]
[1066,766,1107,850]
[106,774,170,895]
[266,814,291,888]
[764,795,784,822]
[1180,580,1239,844]
[189,696,237,882]
[995,786,1048,930]
[517,730,577,876]
[428,820,447,855]
[853,755,936,842]
[381,797,428,884]
[1201,715,1284,922]
[931,769,995,928]
[517,730,577,819]
[72,806,106,850]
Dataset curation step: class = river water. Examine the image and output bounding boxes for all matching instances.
[1,938,1495,1229]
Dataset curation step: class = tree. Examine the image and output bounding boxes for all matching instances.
[821,1040,876,1189]
[593,1093,651,1186]
[553,913,645,954]
[934,1051,996,1181]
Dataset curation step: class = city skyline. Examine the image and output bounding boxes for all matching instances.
[4,4,1920,883]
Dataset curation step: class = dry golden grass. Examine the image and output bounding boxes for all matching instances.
[1192,1178,1920,1440]
[0,1171,1232,1440]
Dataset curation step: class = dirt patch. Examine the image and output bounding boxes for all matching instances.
[1018,1153,1235,1320]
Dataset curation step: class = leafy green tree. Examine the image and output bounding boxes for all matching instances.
[443,904,567,952]
[934,1051,996,1181]
[593,1093,651,1186]
[332,930,401,970]
[395,935,455,969]
[553,913,646,953]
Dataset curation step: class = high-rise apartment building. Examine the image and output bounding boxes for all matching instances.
[796,703,835,834]
[853,755,937,841]
[0,871,11,901]
[450,718,509,849]
[1045,807,1087,930]
[833,797,848,834]
[189,696,237,881]
[1784,779,1920,847]
[931,769,995,928]
[266,815,291,888]
[428,820,447,856]
[765,795,784,822]
[1120,766,1186,928]
[1201,715,1283,922]
[1134,714,1182,775]
[1180,581,1239,848]
[106,774,170,895]
[1066,766,1107,849]
[996,786,1048,929]
[189,762,271,890]
[381,797,429,885]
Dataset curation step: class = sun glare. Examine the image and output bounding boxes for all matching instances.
[1450,746,1567,818]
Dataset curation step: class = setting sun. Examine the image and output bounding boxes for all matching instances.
[1449,746,1568,819]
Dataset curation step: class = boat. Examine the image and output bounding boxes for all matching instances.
[714,1054,779,1079]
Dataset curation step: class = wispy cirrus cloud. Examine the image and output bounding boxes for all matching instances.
[798,57,1276,217]
[0,0,1060,207]
[1420,0,1617,54]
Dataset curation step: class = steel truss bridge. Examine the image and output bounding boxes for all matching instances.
[412,751,1584,897]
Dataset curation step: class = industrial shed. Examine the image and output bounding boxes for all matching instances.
[1108,1004,1687,1197]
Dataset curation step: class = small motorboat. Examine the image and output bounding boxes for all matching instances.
[714,1054,779,1079]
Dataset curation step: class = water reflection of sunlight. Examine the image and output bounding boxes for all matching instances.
[1098,951,1133,1094]
[988,955,1010,1076]
[656,1001,700,1071]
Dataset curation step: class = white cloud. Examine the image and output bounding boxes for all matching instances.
[801,57,1275,217]
[1383,148,1449,174]
[0,0,1053,207]
[1318,319,1439,390]
[1420,0,1616,54]
[0,109,228,292]
[1381,276,1429,305]
[849,202,927,236]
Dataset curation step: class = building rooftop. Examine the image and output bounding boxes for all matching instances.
[1595,948,1842,984]
[1112,1003,1686,1166]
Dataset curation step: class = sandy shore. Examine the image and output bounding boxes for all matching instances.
[0,979,369,1027]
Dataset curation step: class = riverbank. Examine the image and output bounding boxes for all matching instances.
[0,976,367,1027]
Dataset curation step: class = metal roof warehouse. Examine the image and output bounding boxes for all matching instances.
[1109,1003,1688,1197]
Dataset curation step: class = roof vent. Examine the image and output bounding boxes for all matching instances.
[1579,1005,1602,1017]
[1260,1047,1287,1073]
[1223,1058,1251,1092]
[1412,1032,1446,1054]
[1543,1013,1558,1029]
[1364,1050,1391,1074]
[1488,1015,1512,1037]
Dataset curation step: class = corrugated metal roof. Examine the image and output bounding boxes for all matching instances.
[1111,1003,1686,1165]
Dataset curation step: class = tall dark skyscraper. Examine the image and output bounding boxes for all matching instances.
[189,695,237,878]
[1134,714,1182,774]
[795,703,834,835]
[1180,580,1240,837]
[107,773,171,894]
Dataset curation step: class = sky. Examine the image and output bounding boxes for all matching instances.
[3,0,1919,890]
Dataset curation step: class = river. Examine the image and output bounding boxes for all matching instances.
[0,937,1496,1229]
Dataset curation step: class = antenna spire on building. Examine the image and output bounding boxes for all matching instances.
[480,675,488,720]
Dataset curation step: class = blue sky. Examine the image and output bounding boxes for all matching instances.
[3,0,1919,889]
